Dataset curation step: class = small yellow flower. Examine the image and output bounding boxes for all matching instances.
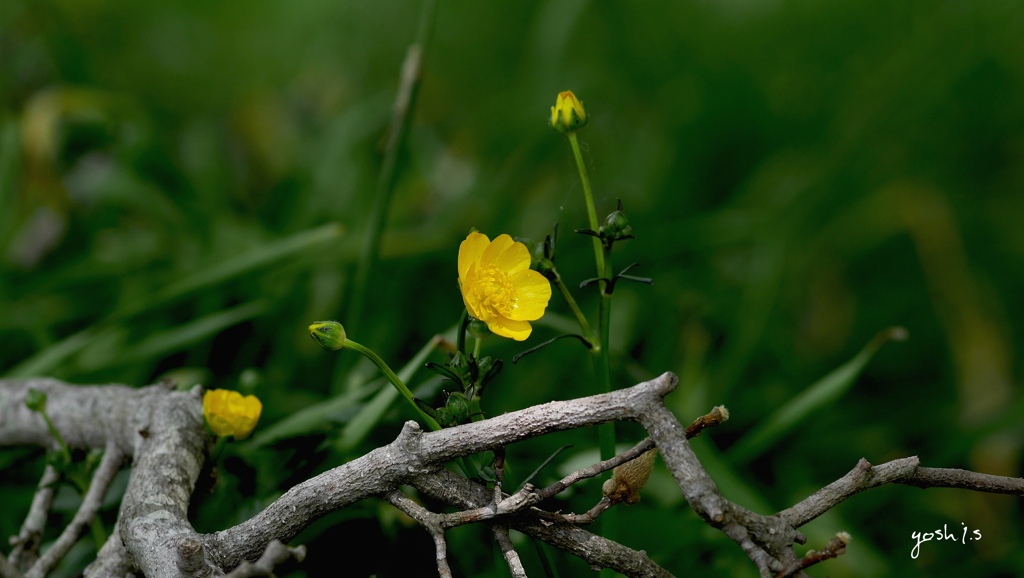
[458,232,552,341]
[202,389,262,439]
[550,90,588,134]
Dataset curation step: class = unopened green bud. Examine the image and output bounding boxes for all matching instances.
[450,351,470,373]
[25,388,47,412]
[601,209,631,238]
[444,392,471,422]
[476,355,494,376]
[468,318,492,340]
[531,234,556,277]
[309,321,347,351]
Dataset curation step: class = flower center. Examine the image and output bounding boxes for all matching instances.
[472,264,517,319]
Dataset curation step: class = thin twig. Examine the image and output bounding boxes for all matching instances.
[0,554,26,578]
[898,466,1024,494]
[684,405,729,439]
[532,496,613,525]
[8,464,59,569]
[535,439,655,502]
[530,405,729,525]
[382,490,452,578]
[778,457,919,527]
[413,469,675,578]
[493,446,506,506]
[221,540,306,578]
[772,532,851,578]
[492,525,527,578]
[26,443,124,578]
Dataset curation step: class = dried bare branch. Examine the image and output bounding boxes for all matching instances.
[491,526,527,578]
[3,373,1022,578]
[7,465,59,570]
[84,516,131,578]
[0,553,26,578]
[412,469,675,578]
[773,532,851,578]
[898,466,1024,494]
[220,540,306,578]
[537,438,655,502]
[25,443,125,578]
[381,490,452,578]
[778,457,920,527]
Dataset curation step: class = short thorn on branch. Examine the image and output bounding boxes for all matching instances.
[773,532,852,578]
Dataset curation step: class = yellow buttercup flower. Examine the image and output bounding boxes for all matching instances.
[202,389,262,439]
[458,232,552,341]
[550,90,588,134]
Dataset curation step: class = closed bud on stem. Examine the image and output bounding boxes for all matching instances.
[602,448,658,505]
[468,318,492,341]
[308,321,347,351]
[550,90,588,134]
[601,209,631,239]
[25,388,47,412]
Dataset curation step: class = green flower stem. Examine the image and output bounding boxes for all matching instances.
[568,133,606,282]
[209,435,229,464]
[551,267,595,346]
[457,308,470,355]
[567,133,615,456]
[594,246,615,463]
[472,336,482,360]
[343,338,442,431]
[39,411,71,462]
[568,131,618,555]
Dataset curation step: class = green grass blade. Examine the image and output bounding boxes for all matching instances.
[728,327,907,465]
[117,300,269,367]
[5,223,343,378]
[250,380,380,447]
[115,222,343,319]
[0,122,19,243]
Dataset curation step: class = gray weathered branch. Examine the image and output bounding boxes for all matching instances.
[3,373,1023,578]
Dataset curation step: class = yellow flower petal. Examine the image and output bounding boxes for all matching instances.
[507,269,553,321]
[479,234,514,267]
[487,236,531,275]
[458,232,490,281]
[487,316,533,341]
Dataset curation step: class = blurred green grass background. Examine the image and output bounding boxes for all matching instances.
[2,0,1024,576]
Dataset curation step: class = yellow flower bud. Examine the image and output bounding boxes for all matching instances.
[550,90,588,134]
[308,321,347,351]
[202,389,262,439]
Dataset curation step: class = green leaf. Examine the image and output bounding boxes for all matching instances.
[728,327,907,465]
